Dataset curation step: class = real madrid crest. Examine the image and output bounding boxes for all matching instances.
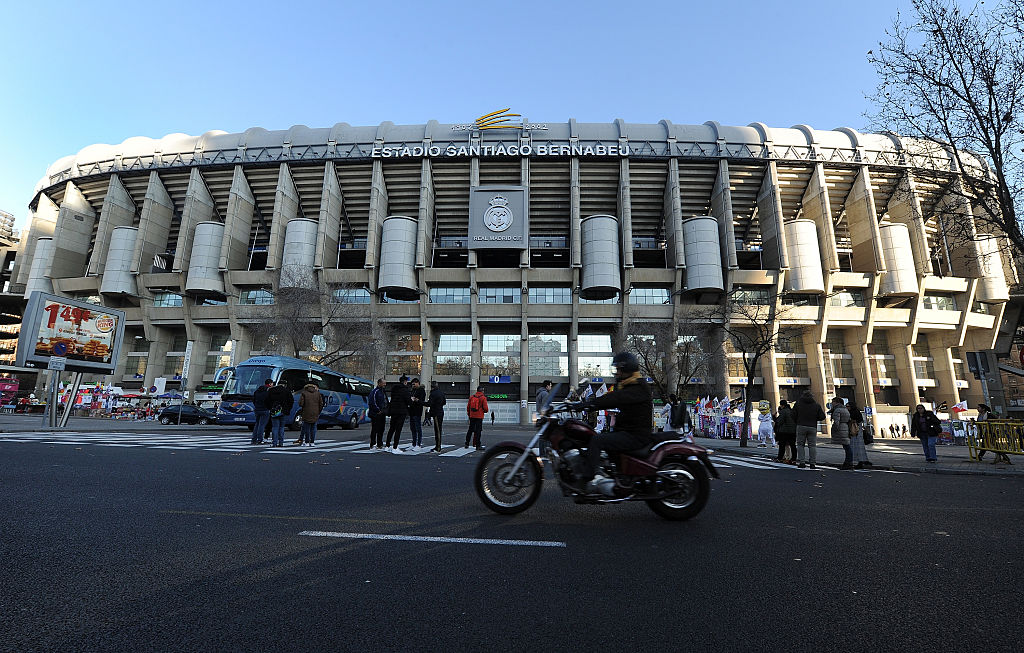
[483,195,514,232]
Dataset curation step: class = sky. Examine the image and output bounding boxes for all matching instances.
[0,0,916,231]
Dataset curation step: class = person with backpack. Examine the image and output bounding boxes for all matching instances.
[774,399,797,463]
[251,378,272,445]
[385,376,412,451]
[367,379,388,449]
[427,381,447,452]
[910,403,942,462]
[793,390,826,469]
[266,380,294,447]
[466,386,489,450]
[297,381,326,446]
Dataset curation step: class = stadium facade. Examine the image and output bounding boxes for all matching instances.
[12,116,1019,427]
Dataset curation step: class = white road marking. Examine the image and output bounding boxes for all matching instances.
[299,530,566,548]
[440,447,478,457]
[710,455,779,469]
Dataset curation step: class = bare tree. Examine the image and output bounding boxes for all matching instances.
[241,269,391,378]
[714,291,805,447]
[623,308,722,402]
[868,0,1024,260]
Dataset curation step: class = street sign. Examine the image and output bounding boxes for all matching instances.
[47,357,67,371]
[488,375,512,384]
[864,407,873,417]
[181,341,195,385]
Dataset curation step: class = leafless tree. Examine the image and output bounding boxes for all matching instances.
[241,269,392,378]
[868,0,1024,263]
[622,308,722,402]
[714,291,805,447]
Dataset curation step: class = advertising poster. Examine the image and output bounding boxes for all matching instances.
[31,300,119,365]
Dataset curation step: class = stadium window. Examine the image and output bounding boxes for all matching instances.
[629,288,670,305]
[528,287,571,304]
[733,287,771,305]
[239,289,274,305]
[428,287,471,304]
[479,287,520,304]
[154,293,183,307]
[332,288,372,304]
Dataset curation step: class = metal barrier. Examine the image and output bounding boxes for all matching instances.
[967,420,1024,461]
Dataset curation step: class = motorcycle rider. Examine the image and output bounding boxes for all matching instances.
[578,352,656,495]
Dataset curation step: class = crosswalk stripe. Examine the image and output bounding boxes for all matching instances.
[440,447,477,457]
[710,455,777,469]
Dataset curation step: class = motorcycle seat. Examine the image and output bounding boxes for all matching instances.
[625,443,655,458]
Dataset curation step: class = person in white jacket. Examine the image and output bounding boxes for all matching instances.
[757,408,776,448]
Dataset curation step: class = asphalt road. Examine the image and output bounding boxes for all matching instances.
[2,426,1022,652]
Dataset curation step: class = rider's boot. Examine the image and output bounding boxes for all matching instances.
[586,473,616,497]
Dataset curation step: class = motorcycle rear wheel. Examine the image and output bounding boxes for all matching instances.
[475,446,543,515]
[646,458,709,521]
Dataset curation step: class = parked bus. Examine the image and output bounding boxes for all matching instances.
[216,355,372,431]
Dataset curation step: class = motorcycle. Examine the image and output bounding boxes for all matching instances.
[474,393,718,521]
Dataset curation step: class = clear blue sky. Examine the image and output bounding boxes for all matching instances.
[0,0,914,231]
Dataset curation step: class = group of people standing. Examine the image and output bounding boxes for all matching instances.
[367,376,485,452]
[764,391,874,469]
[250,378,304,447]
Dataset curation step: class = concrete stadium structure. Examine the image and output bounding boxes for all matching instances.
[12,118,1018,427]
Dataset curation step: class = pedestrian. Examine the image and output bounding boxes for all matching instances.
[910,403,942,462]
[535,380,553,419]
[251,378,273,445]
[408,378,425,450]
[757,404,776,448]
[660,394,678,433]
[830,397,853,469]
[847,398,873,469]
[490,411,495,426]
[298,380,325,446]
[793,390,825,469]
[367,378,388,449]
[901,424,907,437]
[266,380,293,447]
[974,403,1011,464]
[385,375,411,451]
[466,385,488,450]
[774,399,797,463]
[427,381,447,452]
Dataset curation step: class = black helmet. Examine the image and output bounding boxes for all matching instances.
[611,351,640,376]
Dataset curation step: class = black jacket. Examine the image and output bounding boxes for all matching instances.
[408,386,426,417]
[774,405,797,435]
[368,386,388,417]
[910,410,942,438]
[585,378,654,438]
[793,395,826,428]
[266,385,294,416]
[389,383,412,416]
[252,385,269,412]
[428,388,447,416]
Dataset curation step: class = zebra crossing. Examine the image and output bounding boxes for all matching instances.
[0,432,911,472]
[0,431,481,457]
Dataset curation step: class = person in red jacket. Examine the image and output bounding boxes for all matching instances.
[465,386,489,450]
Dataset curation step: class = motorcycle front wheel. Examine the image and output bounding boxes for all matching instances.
[646,457,709,521]
[475,446,543,515]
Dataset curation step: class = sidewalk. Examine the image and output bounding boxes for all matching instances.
[695,435,1024,477]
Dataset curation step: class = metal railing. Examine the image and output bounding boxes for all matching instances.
[967,420,1024,460]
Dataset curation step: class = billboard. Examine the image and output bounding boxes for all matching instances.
[15,292,127,374]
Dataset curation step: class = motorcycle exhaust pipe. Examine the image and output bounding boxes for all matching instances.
[656,470,692,484]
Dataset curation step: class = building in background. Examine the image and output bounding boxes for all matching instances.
[11,118,1018,425]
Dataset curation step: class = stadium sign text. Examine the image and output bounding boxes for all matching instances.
[371,143,632,159]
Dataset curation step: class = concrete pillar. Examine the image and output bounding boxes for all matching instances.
[220,166,255,272]
[570,158,582,269]
[665,158,686,269]
[174,168,217,273]
[887,173,931,276]
[315,161,343,270]
[756,161,788,270]
[267,163,299,271]
[802,163,839,271]
[131,171,174,274]
[88,175,136,277]
[15,195,59,289]
[844,167,886,273]
[711,160,739,271]
[618,158,634,270]
[49,181,96,280]
[416,157,434,270]
[364,159,389,273]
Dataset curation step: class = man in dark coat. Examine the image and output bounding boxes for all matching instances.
[774,399,797,463]
[251,378,272,445]
[266,380,294,447]
[408,378,426,450]
[793,390,826,469]
[367,379,388,449]
[386,376,412,451]
[427,381,447,452]
[910,403,942,462]
[579,352,655,495]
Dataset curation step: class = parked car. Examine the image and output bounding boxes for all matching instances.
[158,405,218,425]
